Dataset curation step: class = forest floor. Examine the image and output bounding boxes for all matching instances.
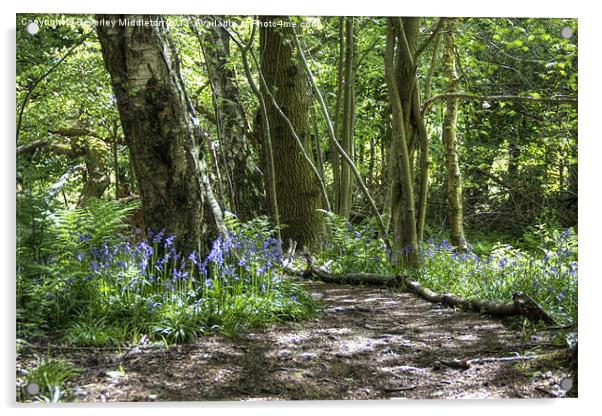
[19,281,575,402]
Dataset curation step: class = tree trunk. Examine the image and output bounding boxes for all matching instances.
[198,17,264,221]
[384,18,419,268]
[225,25,281,235]
[78,137,111,207]
[332,17,345,214]
[259,16,325,249]
[97,14,226,256]
[339,17,356,219]
[442,18,467,250]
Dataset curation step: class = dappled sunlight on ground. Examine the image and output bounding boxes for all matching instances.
[32,281,572,401]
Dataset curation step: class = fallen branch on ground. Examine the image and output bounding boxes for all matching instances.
[286,255,556,325]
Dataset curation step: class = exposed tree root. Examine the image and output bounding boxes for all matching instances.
[286,256,556,325]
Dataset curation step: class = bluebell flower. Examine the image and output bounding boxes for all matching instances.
[91,261,99,273]
[560,228,571,242]
[498,257,508,269]
[76,232,91,242]
[151,228,165,244]
[188,251,199,265]
[206,237,224,266]
[568,262,577,277]
[164,235,175,248]
[354,231,361,239]
[290,295,297,302]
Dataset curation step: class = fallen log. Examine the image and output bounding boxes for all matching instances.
[286,257,556,325]
[304,264,401,287]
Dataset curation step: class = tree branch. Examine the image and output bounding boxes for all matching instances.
[422,93,577,114]
[414,18,445,61]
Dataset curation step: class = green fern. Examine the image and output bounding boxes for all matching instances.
[47,199,140,253]
[318,209,352,248]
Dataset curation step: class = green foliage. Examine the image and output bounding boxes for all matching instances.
[62,315,127,347]
[153,302,204,344]
[415,228,577,325]
[46,198,139,253]
[319,210,393,274]
[17,203,317,345]
[20,357,80,403]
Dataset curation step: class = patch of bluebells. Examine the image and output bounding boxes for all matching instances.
[80,228,286,301]
[417,228,578,323]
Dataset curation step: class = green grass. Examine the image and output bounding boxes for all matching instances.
[19,357,80,403]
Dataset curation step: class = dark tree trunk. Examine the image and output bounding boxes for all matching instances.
[384,18,419,268]
[259,16,326,249]
[97,14,226,256]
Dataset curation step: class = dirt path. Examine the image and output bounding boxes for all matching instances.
[36,281,573,401]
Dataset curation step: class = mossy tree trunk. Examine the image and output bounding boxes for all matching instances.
[259,16,325,249]
[97,14,226,256]
[384,18,419,268]
[78,137,111,207]
[442,18,467,250]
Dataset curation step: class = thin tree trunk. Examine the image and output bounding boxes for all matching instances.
[413,87,430,243]
[111,119,120,200]
[97,14,226,256]
[291,26,391,250]
[441,18,466,250]
[339,17,356,219]
[423,32,441,101]
[332,17,345,214]
[311,98,325,182]
[195,17,264,221]
[415,26,441,241]
[224,26,280,235]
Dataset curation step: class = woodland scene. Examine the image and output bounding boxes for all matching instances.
[16,14,578,401]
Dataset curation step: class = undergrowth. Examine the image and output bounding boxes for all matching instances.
[16,201,317,349]
[319,212,577,327]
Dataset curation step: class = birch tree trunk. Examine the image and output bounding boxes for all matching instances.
[97,14,226,256]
